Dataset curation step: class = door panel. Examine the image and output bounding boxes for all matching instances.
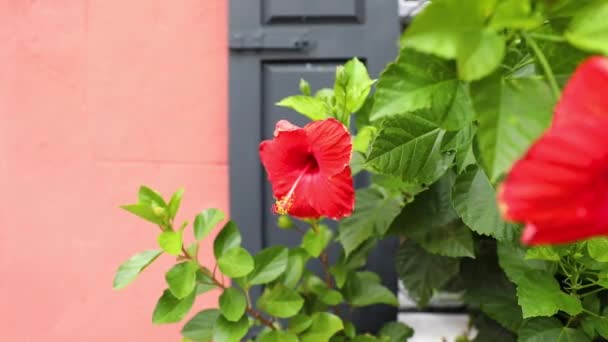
[263,0,363,23]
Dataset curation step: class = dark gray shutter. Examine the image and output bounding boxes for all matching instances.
[229,0,400,333]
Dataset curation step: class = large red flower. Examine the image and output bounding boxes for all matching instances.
[499,57,608,245]
[259,118,355,220]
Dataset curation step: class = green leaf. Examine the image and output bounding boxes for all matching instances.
[517,271,582,318]
[395,240,460,306]
[442,124,477,173]
[392,172,475,258]
[334,58,375,121]
[452,166,518,242]
[113,249,162,290]
[289,314,312,334]
[152,289,196,324]
[281,247,309,288]
[299,78,311,96]
[587,238,608,262]
[121,203,165,225]
[525,246,561,261]
[318,288,344,306]
[472,313,517,342]
[401,0,505,81]
[138,185,167,207]
[519,317,591,342]
[344,272,398,307]
[300,312,344,342]
[217,247,254,278]
[166,261,198,299]
[565,0,608,55]
[471,75,553,182]
[247,246,289,285]
[219,288,247,322]
[370,50,474,130]
[213,314,249,342]
[276,95,329,121]
[338,188,403,257]
[497,242,556,284]
[489,0,543,30]
[366,112,453,189]
[194,208,225,241]
[302,225,333,258]
[353,126,377,153]
[167,188,184,219]
[256,283,304,318]
[213,221,241,258]
[379,322,414,342]
[256,331,298,342]
[181,309,220,342]
[157,231,183,256]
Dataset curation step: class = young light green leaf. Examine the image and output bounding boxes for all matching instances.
[344,272,398,307]
[217,247,254,278]
[517,271,582,318]
[587,238,608,262]
[302,225,333,258]
[366,112,454,189]
[276,95,329,121]
[352,126,377,153]
[565,0,608,55]
[181,309,220,342]
[289,314,312,334]
[452,166,518,242]
[213,221,241,259]
[167,188,184,219]
[300,312,344,342]
[333,58,375,121]
[138,185,167,207]
[121,203,165,225]
[256,283,304,318]
[525,246,561,261]
[489,0,543,30]
[194,208,225,241]
[299,78,311,96]
[165,261,198,299]
[338,188,403,257]
[371,49,474,130]
[256,331,298,342]
[213,314,249,342]
[219,288,247,322]
[113,249,163,290]
[247,246,289,285]
[395,240,459,307]
[152,289,196,324]
[471,75,553,182]
[157,231,183,256]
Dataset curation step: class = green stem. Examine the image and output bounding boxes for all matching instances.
[581,287,606,298]
[528,32,567,43]
[522,32,561,100]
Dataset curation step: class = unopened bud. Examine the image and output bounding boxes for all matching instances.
[277,215,294,229]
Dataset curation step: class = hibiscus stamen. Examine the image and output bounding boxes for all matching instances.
[273,162,313,215]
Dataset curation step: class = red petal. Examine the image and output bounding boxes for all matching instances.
[305,118,352,176]
[289,167,354,219]
[274,120,300,136]
[554,56,608,127]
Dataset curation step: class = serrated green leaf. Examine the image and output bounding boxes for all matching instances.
[370,50,474,130]
[121,203,165,225]
[194,208,225,241]
[471,75,553,182]
[395,240,460,307]
[152,289,196,324]
[277,95,329,121]
[338,188,402,257]
[113,249,162,290]
[344,272,398,307]
[525,246,561,261]
[587,238,608,262]
[289,314,312,334]
[157,231,183,256]
[452,166,518,242]
[300,312,344,342]
[181,309,220,342]
[442,124,476,173]
[219,288,247,322]
[497,242,556,284]
[565,0,608,55]
[302,225,333,258]
[353,126,377,153]
[517,271,582,318]
[256,331,298,342]
[489,0,543,30]
[247,246,288,285]
[165,261,198,299]
[257,283,304,318]
[366,112,454,189]
[519,317,591,342]
[213,314,249,342]
[217,247,254,278]
[401,0,505,81]
[213,221,241,258]
[167,188,184,219]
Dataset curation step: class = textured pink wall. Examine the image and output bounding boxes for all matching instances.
[0,1,227,340]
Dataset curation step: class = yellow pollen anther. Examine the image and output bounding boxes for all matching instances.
[273,195,295,215]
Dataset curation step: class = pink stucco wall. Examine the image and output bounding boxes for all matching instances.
[0,1,227,340]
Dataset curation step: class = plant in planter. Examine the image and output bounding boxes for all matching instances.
[115,0,608,340]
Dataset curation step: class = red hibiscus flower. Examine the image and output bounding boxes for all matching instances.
[259,118,355,220]
[499,56,608,245]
